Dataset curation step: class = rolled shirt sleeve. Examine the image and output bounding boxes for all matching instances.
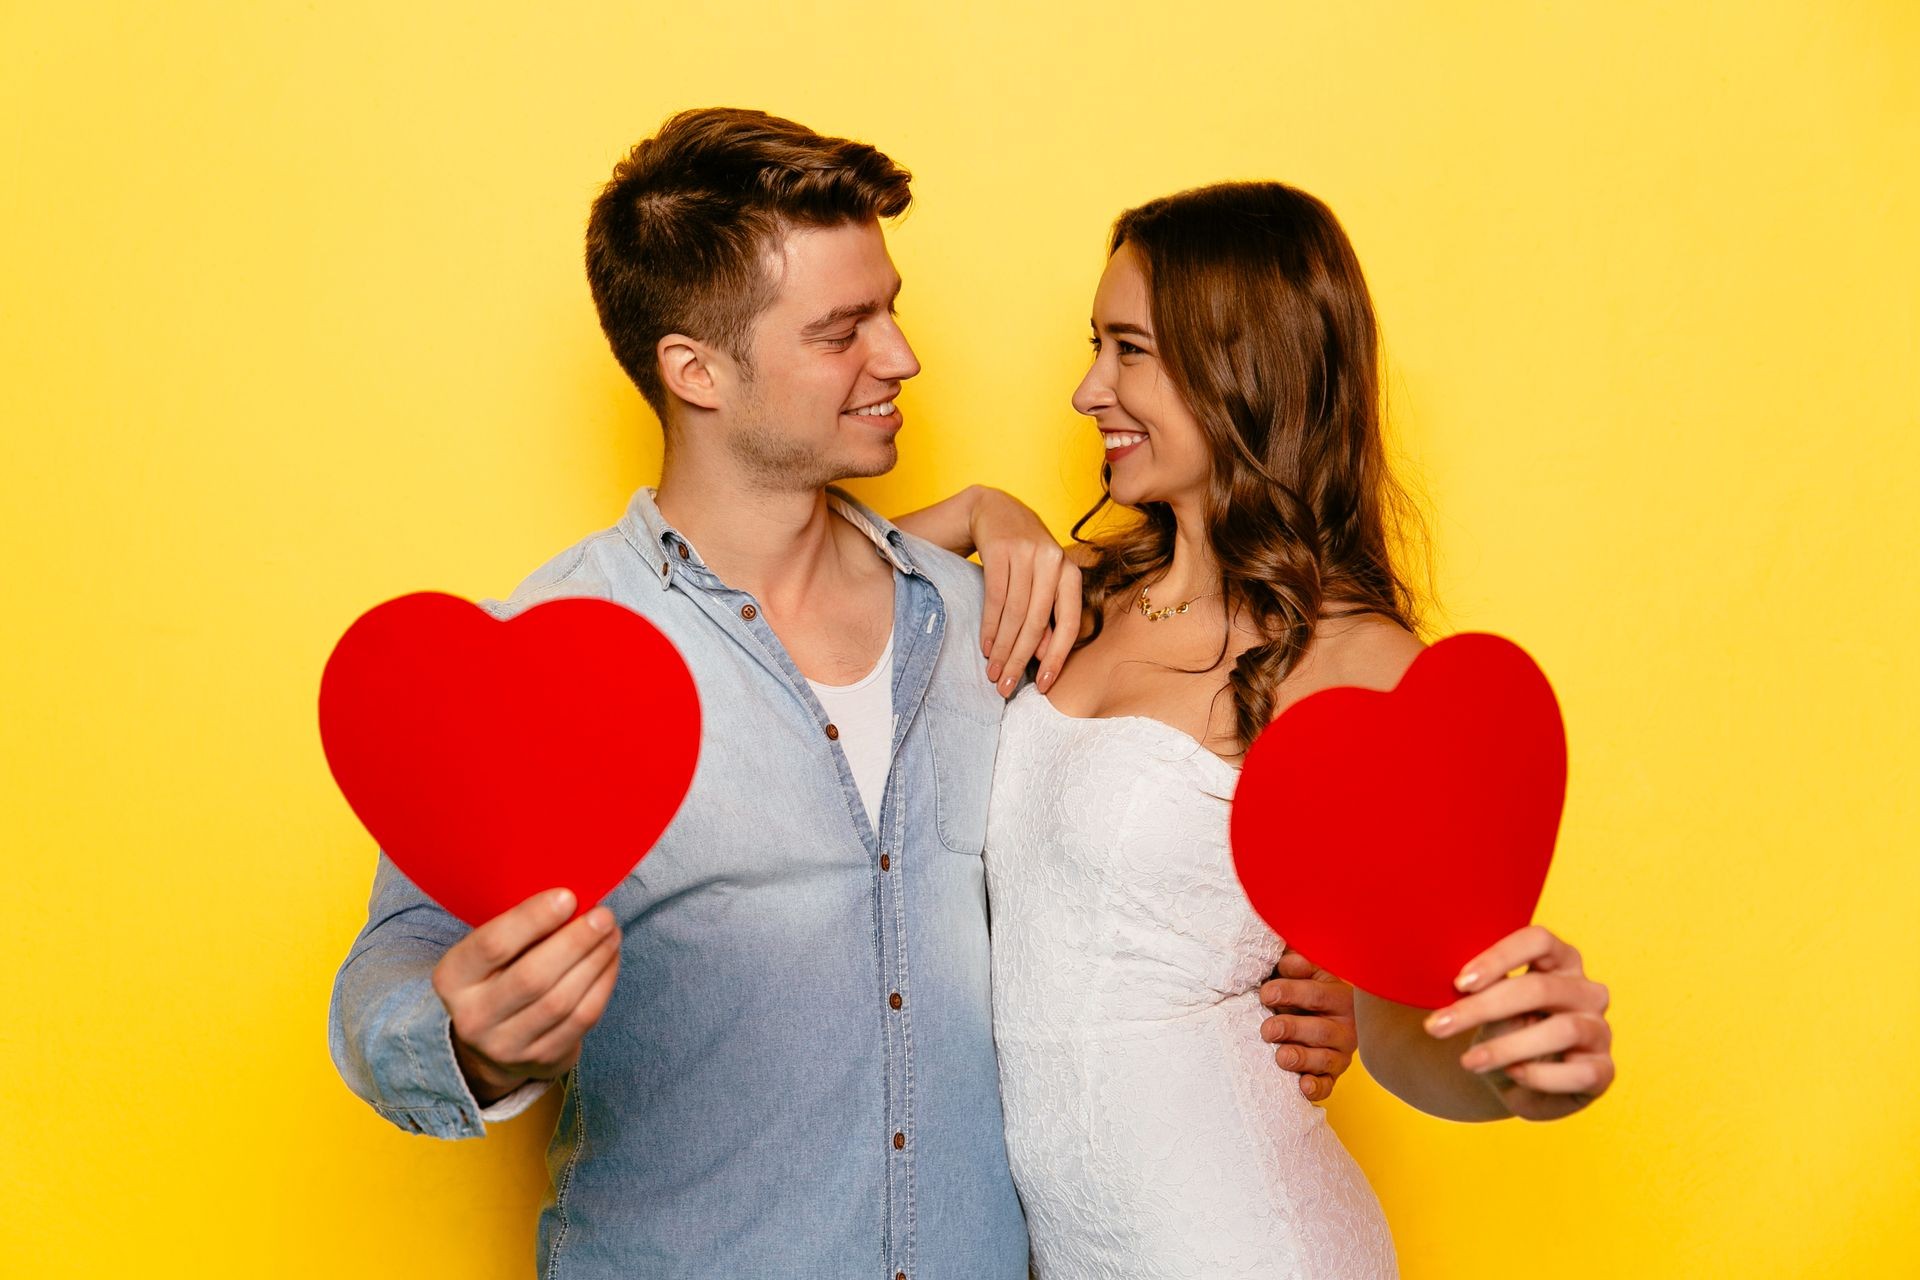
[327,853,496,1139]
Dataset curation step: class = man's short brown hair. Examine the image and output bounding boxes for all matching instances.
[584,107,913,417]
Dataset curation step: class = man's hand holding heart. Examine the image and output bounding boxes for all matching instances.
[433,888,624,1107]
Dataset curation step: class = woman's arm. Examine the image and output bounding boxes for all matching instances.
[893,484,989,558]
[1354,990,1509,1121]
[1356,925,1615,1123]
[893,486,1081,694]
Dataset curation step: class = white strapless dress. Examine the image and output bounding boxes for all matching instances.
[984,686,1397,1279]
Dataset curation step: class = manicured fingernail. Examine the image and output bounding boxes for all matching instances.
[1039,669,1053,688]
[551,889,576,914]
[1426,1011,1453,1035]
[1461,1049,1489,1070]
[586,908,611,932]
[989,663,1004,682]
[1454,971,1480,992]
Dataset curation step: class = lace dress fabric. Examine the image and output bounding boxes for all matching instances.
[985,687,1397,1279]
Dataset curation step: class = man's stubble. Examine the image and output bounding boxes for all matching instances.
[727,381,897,494]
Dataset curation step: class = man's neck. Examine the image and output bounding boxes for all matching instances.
[654,449,863,618]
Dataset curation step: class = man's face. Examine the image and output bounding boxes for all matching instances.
[724,219,920,489]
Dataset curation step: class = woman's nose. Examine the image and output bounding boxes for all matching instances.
[1072,363,1111,417]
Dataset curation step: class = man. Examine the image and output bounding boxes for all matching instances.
[327,107,1353,1279]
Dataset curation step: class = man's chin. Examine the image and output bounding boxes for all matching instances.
[833,441,899,482]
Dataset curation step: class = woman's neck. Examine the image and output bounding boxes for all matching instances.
[1149,501,1220,604]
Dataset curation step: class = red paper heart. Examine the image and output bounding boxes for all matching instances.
[1229,632,1565,1009]
[319,592,700,927]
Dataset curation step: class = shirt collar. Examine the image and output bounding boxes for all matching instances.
[619,485,921,588]
[823,485,919,575]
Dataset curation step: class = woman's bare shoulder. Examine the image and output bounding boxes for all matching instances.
[1265,611,1423,722]
[1312,611,1426,693]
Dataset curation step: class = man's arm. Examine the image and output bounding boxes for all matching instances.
[327,858,619,1137]
[327,854,499,1138]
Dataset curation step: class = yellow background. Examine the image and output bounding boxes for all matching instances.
[4,3,1916,1275]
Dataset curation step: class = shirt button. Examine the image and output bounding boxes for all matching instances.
[879,853,890,871]
[740,603,757,620]
[889,992,902,1010]
[677,543,689,560]
[825,723,840,741]
[892,1131,905,1150]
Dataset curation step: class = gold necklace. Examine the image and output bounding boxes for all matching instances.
[1137,581,1220,622]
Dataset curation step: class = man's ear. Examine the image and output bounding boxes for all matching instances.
[657,334,730,412]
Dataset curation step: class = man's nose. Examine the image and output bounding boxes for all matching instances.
[872,316,921,382]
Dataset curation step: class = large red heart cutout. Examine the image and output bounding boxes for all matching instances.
[1230,632,1565,1009]
[319,592,700,927]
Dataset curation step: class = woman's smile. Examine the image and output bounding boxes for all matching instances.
[1101,428,1148,461]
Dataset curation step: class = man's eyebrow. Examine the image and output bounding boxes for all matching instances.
[801,280,904,336]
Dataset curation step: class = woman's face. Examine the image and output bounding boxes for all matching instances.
[1072,242,1212,510]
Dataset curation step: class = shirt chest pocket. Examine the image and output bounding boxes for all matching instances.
[924,695,1003,855]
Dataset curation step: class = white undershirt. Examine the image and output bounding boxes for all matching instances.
[806,627,897,831]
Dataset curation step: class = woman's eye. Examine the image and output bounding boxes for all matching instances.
[1090,334,1145,358]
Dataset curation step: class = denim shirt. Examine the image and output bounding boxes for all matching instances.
[327,487,1028,1280]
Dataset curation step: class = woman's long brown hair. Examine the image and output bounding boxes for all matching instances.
[1070,181,1427,751]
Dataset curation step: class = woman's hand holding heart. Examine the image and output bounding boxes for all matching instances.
[1422,924,1614,1121]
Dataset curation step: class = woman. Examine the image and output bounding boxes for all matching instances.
[966,183,1614,1277]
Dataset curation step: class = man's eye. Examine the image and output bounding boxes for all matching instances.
[824,332,857,349]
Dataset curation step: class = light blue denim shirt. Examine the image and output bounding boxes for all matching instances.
[327,486,1027,1280]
